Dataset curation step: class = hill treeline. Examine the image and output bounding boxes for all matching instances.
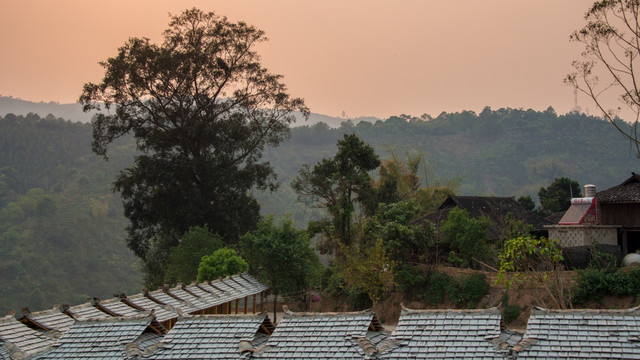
[0,107,638,313]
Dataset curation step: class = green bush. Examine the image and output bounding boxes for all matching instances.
[421,271,451,306]
[573,267,640,304]
[500,293,521,324]
[394,264,425,293]
[447,273,490,308]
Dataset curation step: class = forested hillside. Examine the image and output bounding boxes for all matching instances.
[260,107,639,223]
[0,113,140,314]
[0,107,638,314]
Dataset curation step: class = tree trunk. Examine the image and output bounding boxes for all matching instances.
[273,294,277,324]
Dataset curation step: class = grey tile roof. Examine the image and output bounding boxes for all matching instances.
[142,312,272,359]
[165,287,212,312]
[65,302,112,320]
[380,307,508,359]
[516,307,640,359]
[255,308,384,359]
[34,314,161,360]
[0,340,11,360]
[0,315,55,357]
[125,294,179,323]
[19,306,75,333]
[597,172,640,203]
[146,290,199,314]
[98,297,146,318]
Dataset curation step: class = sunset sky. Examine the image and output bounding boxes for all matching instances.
[0,1,597,119]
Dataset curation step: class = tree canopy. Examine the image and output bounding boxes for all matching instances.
[538,177,581,216]
[197,248,248,282]
[291,134,380,251]
[79,8,307,284]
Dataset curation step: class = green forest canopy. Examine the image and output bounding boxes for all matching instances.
[0,107,638,313]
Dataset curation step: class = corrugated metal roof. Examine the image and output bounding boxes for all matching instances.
[0,315,55,357]
[142,312,272,359]
[380,307,508,359]
[255,308,387,359]
[516,307,640,359]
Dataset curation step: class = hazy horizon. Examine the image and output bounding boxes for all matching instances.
[1,1,601,120]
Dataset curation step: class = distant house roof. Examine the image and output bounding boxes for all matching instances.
[380,307,510,359]
[64,302,112,321]
[597,172,640,203]
[0,315,55,357]
[34,314,165,360]
[142,312,274,359]
[416,195,551,239]
[515,307,640,359]
[19,306,75,333]
[255,308,387,359]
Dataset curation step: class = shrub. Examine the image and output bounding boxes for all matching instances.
[394,264,425,294]
[572,266,640,304]
[500,293,521,324]
[447,273,490,308]
[421,271,451,306]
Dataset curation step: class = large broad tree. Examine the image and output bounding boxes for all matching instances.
[291,134,380,252]
[79,8,307,280]
[567,0,640,157]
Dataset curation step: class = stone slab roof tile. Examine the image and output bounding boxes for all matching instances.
[380,308,507,359]
[126,295,178,323]
[517,307,640,359]
[0,315,55,357]
[20,306,75,333]
[147,290,198,314]
[142,312,271,359]
[255,309,383,359]
[34,314,157,360]
[98,297,145,318]
[65,303,112,320]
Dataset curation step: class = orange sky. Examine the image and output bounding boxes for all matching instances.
[0,0,596,119]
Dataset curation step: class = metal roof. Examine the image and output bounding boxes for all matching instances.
[142,312,272,359]
[255,308,386,359]
[380,307,509,359]
[516,307,640,359]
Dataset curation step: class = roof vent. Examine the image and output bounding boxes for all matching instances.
[584,184,596,198]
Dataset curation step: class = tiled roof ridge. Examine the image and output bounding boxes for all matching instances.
[175,310,270,321]
[282,305,375,317]
[72,311,155,325]
[531,305,640,315]
[400,303,501,316]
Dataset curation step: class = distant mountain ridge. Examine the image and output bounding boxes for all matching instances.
[0,95,380,127]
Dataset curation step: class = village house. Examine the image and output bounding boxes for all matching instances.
[547,173,640,267]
